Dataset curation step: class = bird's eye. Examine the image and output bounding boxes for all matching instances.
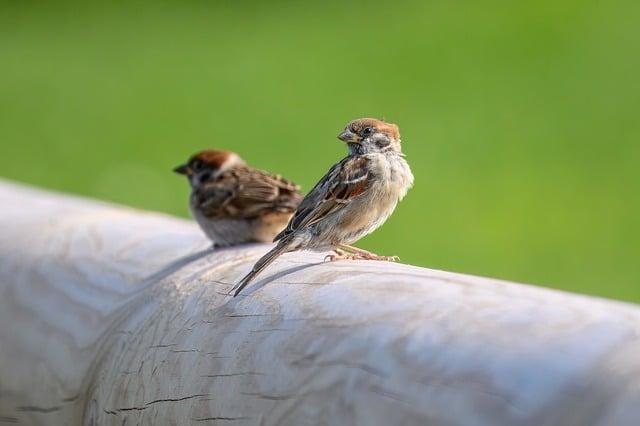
[191,160,202,171]
[361,127,374,137]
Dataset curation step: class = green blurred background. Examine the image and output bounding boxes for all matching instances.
[1,1,638,303]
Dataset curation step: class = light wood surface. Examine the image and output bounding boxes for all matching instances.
[1,180,639,425]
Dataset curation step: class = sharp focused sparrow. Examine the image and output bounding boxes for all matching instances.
[174,150,303,247]
[231,118,414,296]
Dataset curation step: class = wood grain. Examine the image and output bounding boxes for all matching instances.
[1,180,639,425]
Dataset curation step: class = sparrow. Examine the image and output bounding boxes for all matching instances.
[231,118,414,296]
[174,150,303,247]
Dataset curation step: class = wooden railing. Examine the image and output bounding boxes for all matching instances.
[1,180,639,425]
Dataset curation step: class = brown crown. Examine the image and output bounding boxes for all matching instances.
[347,118,400,141]
[190,150,237,170]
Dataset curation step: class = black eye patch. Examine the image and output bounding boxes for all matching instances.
[199,172,212,183]
[375,137,391,147]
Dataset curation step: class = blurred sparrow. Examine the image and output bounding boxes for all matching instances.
[232,118,414,296]
[174,150,302,247]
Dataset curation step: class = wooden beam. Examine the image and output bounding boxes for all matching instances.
[1,180,639,425]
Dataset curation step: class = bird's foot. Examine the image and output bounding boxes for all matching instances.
[324,249,357,262]
[337,245,399,262]
[352,252,399,262]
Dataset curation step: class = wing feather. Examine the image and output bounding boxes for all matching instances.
[196,167,301,219]
[274,156,370,241]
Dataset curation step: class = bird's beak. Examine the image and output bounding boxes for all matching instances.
[173,164,191,175]
[338,130,359,143]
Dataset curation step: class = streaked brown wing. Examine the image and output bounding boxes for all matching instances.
[197,167,301,219]
[236,168,298,201]
[194,178,236,218]
[274,156,370,241]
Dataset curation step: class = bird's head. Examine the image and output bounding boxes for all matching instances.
[173,150,245,189]
[337,118,401,155]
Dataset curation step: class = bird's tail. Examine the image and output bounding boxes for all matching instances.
[231,241,291,297]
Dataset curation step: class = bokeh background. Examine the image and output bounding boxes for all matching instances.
[1,1,638,303]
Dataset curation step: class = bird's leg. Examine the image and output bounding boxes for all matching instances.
[324,248,357,262]
[338,244,399,262]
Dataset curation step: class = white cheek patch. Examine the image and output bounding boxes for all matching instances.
[218,153,245,173]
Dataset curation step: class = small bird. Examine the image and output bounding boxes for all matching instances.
[174,150,303,247]
[231,118,414,296]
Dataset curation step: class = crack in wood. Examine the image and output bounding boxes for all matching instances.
[115,406,147,412]
[148,343,177,349]
[16,405,62,413]
[61,394,80,403]
[114,394,211,412]
[240,392,294,401]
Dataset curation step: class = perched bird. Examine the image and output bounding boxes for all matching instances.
[231,118,414,296]
[174,150,303,247]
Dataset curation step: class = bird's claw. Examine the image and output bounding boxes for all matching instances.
[324,252,355,262]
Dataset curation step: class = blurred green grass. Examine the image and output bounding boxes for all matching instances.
[1,1,638,303]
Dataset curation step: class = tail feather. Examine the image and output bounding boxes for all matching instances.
[231,242,290,297]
